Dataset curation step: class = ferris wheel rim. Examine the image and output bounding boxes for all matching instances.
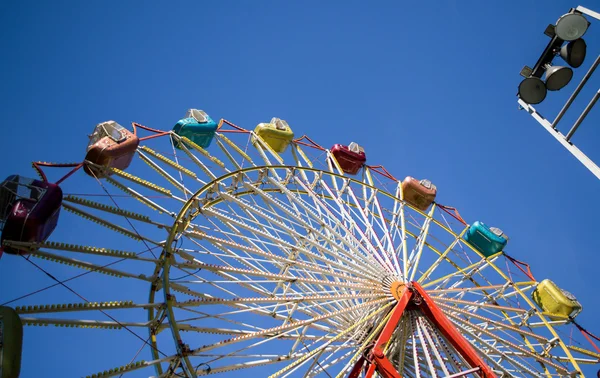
[143,164,584,377]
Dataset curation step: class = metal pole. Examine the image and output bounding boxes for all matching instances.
[576,5,600,21]
[551,54,600,128]
[565,89,600,141]
[518,99,600,180]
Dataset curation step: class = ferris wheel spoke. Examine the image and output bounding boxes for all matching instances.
[444,310,571,375]
[138,144,201,180]
[61,203,165,246]
[453,283,533,313]
[195,333,346,376]
[179,247,297,266]
[175,141,221,180]
[174,261,383,292]
[168,323,331,339]
[343,184,398,275]
[241,179,384,280]
[178,133,229,171]
[194,355,295,376]
[19,316,152,329]
[386,183,403,239]
[425,322,463,374]
[97,164,183,201]
[177,244,366,314]
[102,176,177,216]
[137,150,196,197]
[252,136,284,166]
[172,310,322,337]
[387,317,413,375]
[316,177,397,277]
[191,298,388,355]
[427,282,531,295]
[284,180,376,268]
[273,175,356,245]
[85,356,177,378]
[411,312,443,377]
[284,176,393,279]
[171,134,229,179]
[62,195,173,229]
[409,319,421,378]
[407,205,436,282]
[215,202,303,278]
[434,282,542,334]
[174,292,383,308]
[196,208,379,283]
[215,133,254,164]
[416,314,451,377]
[15,300,159,314]
[281,335,339,376]
[426,254,499,298]
[216,193,335,267]
[180,297,369,327]
[431,296,530,314]
[304,348,355,378]
[436,319,520,377]
[421,257,498,291]
[213,138,245,171]
[171,268,281,311]
[26,249,156,281]
[289,145,316,174]
[268,302,392,378]
[169,270,379,331]
[169,272,382,317]
[213,207,376,302]
[1,240,159,262]
[177,235,377,289]
[281,343,342,378]
[416,229,468,285]
[385,184,407,281]
[370,192,403,275]
[187,219,281,297]
[436,301,550,345]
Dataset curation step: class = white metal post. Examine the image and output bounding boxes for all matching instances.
[518,99,600,180]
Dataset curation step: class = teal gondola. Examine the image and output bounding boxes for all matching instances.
[464,221,508,257]
[172,109,218,149]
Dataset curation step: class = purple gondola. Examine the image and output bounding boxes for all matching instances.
[0,175,63,256]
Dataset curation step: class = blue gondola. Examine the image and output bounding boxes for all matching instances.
[172,109,218,149]
[464,221,508,257]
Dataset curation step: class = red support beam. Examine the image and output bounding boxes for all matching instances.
[348,282,496,378]
[364,284,412,378]
[411,282,497,378]
[347,356,366,378]
[372,348,401,378]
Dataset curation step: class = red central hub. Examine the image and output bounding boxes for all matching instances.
[348,282,497,378]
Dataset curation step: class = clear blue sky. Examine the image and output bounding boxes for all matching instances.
[1,1,599,377]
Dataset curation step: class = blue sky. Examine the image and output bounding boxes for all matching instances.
[1,1,600,377]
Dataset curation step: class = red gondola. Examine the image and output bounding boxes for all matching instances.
[331,142,367,175]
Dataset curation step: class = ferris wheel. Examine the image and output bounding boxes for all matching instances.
[0,110,599,378]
